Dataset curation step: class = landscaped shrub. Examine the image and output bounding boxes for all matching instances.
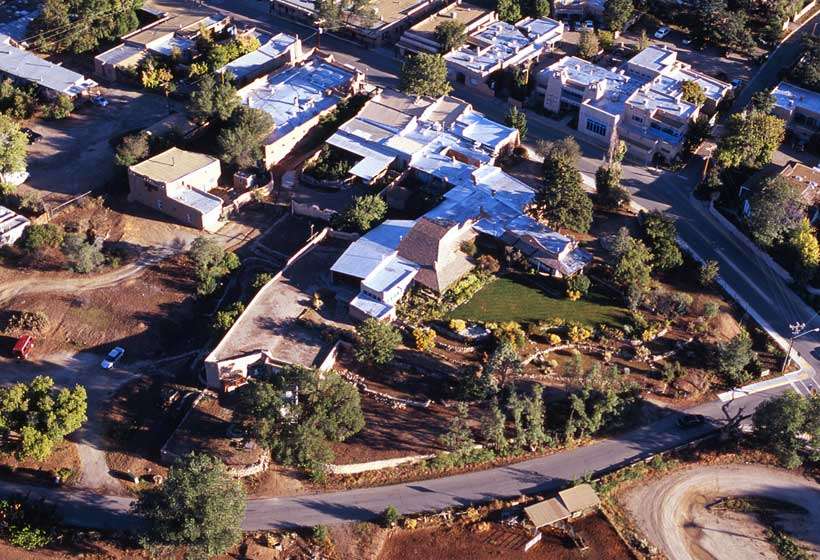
[412,327,436,351]
[0,497,58,551]
[1,311,49,334]
[304,145,355,181]
[448,318,466,333]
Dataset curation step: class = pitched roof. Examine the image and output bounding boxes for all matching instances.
[779,162,820,207]
[397,217,450,265]
[524,498,570,528]
[558,483,600,513]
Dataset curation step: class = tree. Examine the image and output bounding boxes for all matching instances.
[42,94,74,120]
[115,134,150,167]
[61,234,105,273]
[0,79,37,120]
[140,58,175,93]
[242,366,365,470]
[188,237,240,296]
[716,111,786,170]
[790,36,820,92]
[481,399,507,451]
[506,388,526,448]
[531,137,592,232]
[412,326,436,351]
[578,30,600,61]
[699,259,720,286]
[715,328,755,386]
[213,301,245,333]
[613,235,654,308]
[747,176,806,248]
[434,20,466,52]
[752,391,818,468]
[399,53,452,98]
[603,0,634,31]
[205,36,261,70]
[315,0,377,31]
[32,0,141,54]
[642,211,683,270]
[566,273,591,298]
[18,224,64,253]
[523,386,548,449]
[532,0,551,18]
[504,105,527,141]
[354,318,402,365]
[750,90,775,114]
[382,505,401,527]
[595,163,629,209]
[637,30,650,51]
[217,106,274,168]
[680,80,706,106]
[335,194,387,233]
[0,114,28,175]
[188,74,240,123]
[484,339,521,390]
[134,453,246,559]
[598,30,615,52]
[0,376,87,460]
[788,218,820,281]
[496,0,522,23]
[440,402,474,453]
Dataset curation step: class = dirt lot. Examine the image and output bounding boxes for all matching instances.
[377,513,634,560]
[620,464,820,560]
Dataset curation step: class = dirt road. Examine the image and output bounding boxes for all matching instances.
[622,464,820,560]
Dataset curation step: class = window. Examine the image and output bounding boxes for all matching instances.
[585,118,607,136]
[632,115,643,123]
[562,89,583,102]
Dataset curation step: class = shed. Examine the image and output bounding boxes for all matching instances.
[558,483,600,515]
[523,498,571,529]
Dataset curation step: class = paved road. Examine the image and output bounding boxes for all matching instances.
[623,464,820,559]
[0,381,789,530]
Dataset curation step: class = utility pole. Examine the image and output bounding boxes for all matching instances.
[781,322,820,372]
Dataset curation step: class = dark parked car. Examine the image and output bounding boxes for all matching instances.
[20,127,42,144]
[677,414,706,428]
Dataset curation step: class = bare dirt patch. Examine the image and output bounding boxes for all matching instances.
[0,441,80,487]
[377,512,634,560]
[620,464,820,560]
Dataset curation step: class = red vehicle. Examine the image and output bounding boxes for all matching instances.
[12,335,34,360]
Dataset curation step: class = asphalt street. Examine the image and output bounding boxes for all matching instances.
[0,0,816,532]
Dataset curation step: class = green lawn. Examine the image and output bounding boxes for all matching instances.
[448,275,628,328]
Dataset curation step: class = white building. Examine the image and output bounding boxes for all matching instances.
[0,205,28,246]
[445,17,564,94]
[771,81,820,143]
[0,34,97,99]
[398,1,496,55]
[216,32,303,86]
[539,46,731,164]
[326,90,591,320]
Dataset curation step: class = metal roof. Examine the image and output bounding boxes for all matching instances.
[0,34,97,95]
[524,498,570,528]
[773,81,820,115]
[558,483,600,513]
[217,33,298,81]
[330,220,414,279]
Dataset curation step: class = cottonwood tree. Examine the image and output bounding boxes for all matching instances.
[242,366,365,472]
[531,137,593,233]
[32,0,141,54]
[217,106,274,168]
[0,376,87,460]
[641,211,683,270]
[334,194,387,233]
[134,453,246,559]
[612,234,654,307]
[747,176,806,248]
[789,218,820,282]
[716,111,786,170]
[188,75,240,124]
[434,20,466,52]
[354,318,402,365]
[752,391,819,468]
[399,53,452,97]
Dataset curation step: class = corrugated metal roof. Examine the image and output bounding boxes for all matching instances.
[558,484,600,513]
[0,34,96,95]
[524,498,570,528]
[129,147,219,184]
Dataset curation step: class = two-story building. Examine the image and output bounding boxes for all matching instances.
[397,1,496,56]
[444,17,564,95]
[539,46,731,164]
[128,147,224,232]
[772,81,820,144]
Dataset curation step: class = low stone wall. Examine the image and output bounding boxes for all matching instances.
[326,453,436,475]
[226,450,271,478]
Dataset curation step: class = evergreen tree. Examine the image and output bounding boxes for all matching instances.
[531,138,593,232]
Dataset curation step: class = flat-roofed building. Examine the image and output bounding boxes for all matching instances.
[237,54,364,168]
[0,205,29,246]
[94,11,230,81]
[128,147,224,231]
[216,32,303,85]
[445,17,564,95]
[539,46,731,164]
[397,1,496,55]
[552,0,605,20]
[270,0,446,47]
[0,34,97,99]
[772,81,820,143]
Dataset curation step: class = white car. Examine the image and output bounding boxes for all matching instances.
[654,26,670,39]
[583,20,594,30]
[101,346,125,369]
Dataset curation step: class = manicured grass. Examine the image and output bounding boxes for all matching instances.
[448,275,628,328]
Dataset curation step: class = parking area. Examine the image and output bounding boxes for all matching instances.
[22,85,180,201]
